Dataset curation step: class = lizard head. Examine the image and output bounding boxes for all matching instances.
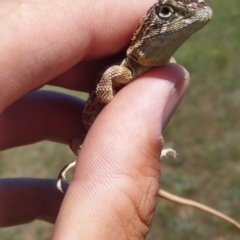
[127,0,213,68]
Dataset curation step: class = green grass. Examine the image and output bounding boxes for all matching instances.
[148,1,240,239]
[1,0,240,239]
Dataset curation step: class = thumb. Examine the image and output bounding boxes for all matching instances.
[53,63,189,239]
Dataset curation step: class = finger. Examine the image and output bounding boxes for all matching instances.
[0,178,66,227]
[0,0,155,112]
[49,52,126,92]
[0,90,86,150]
[52,64,189,239]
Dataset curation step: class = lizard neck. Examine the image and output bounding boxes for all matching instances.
[121,57,151,80]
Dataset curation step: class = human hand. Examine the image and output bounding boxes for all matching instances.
[0,0,189,239]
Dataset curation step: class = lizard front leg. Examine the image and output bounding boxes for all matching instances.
[96,65,133,104]
[95,57,176,104]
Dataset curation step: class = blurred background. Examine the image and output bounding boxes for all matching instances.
[1,0,240,239]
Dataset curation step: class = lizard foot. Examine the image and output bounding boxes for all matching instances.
[161,148,177,159]
[57,160,76,193]
[57,140,83,192]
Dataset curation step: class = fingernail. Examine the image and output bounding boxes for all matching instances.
[161,64,190,129]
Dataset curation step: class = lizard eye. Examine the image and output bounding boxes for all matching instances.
[158,6,174,19]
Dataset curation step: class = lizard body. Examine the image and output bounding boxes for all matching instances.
[57,0,240,229]
[83,0,213,128]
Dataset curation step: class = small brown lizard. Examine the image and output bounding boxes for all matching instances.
[57,0,240,229]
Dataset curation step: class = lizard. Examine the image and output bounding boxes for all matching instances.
[56,0,240,229]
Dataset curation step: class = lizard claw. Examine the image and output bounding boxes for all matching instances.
[57,160,76,193]
[160,148,177,159]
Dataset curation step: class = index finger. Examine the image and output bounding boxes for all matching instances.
[0,0,155,112]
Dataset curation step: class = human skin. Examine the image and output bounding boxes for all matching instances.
[0,0,189,239]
